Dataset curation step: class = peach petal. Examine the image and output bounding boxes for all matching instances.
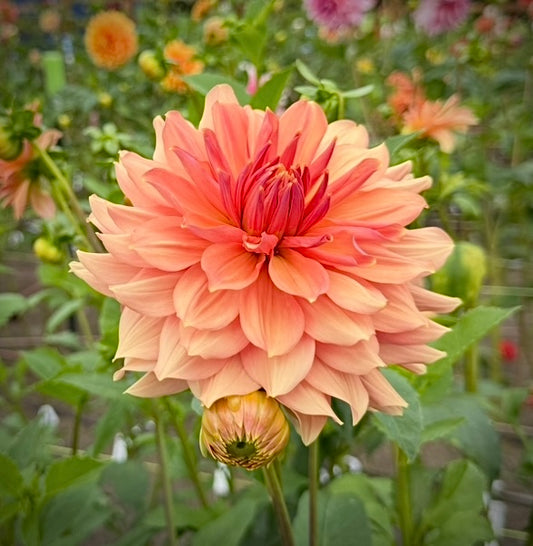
[98,233,147,268]
[131,217,207,272]
[315,338,385,374]
[189,357,260,408]
[379,343,446,365]
[241,335,315,397]
[69,261,111,297]
[29,188,56,219]
[268,249,329,302]
[409,283,461,313]
[360,369,407,414]
[371,285,427,334]
[113,357,155,381]
[278,100,328,165]
[179,319,249,359]
[300,296,373,346]
[199,84,240,131]
[327,270,387,313]
[201,242,265,291]
[305,361,369,424]
[288,412,329,446]
[239,271,305,357]
[277,381,341,423]
[331,188,427,228]
[174,265,239,329]
[161,110,206,169]
[377,320,449,345]
[115,307,164,361]
[125,372,188,397]
[111,271,181,317]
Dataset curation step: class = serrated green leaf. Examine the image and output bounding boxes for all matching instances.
[250,67,293,110]
[100,461,150,514]
[420,416,465,444]
[0,293,28,328]
[432,306,520,368]
[184,73,249,105]
[0,452,24,497]
[372,369,423,461]
[45,457,104,495]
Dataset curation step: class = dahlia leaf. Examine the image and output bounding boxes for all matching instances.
[250,67,294,111]
[372,369,423,462]
[430,305,521,368]
[184,73,249,105]
[293,489,372,546]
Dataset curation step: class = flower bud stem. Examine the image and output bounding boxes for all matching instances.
[262,464,295,546]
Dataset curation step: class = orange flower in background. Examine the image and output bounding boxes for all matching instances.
[387,70,425,117]
[191,0,217,22]
[71,85,459,445]
[85,10,138,70]
[402,95,478,153]
[161,40,204,94]
[0,129,61,219]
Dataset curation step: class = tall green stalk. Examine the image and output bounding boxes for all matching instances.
[395,446,414,546]
[308,440,319,546]
[162,397,210,509]
[154,402,178,546]
[262,463,294,546]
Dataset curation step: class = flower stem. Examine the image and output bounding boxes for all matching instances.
[154,402,178,546]
[162,397,210,509]
[33,143,102,252]
[464,343,479,393]
[309,440,319,546]
[71,394,88,455]
[262,463,294,546]
[395,446,414,546]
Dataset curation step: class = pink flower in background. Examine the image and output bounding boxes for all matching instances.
[304,0,376,32]
[72,85,459,445]
[0,129,60,219]
[413,0,471,35]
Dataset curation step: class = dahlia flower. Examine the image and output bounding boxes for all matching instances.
[71,85,459,445]
[304,0,376,32]
[413,0,471,36]
[0,128,60,219]
[84,10,138,70]
[161,40,204,94]
[402,95,478,153]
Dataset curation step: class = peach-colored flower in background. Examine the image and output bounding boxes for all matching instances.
[203,16,229,46]
[0,128,61,219]
[386,71,425,117]
[84,10,138,70]
[191,0,216,22]
[71,85,459,445]
[402,95,478,153]
[161,40,204,94]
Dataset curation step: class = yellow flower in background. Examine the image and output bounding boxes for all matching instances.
[84,10,138,70]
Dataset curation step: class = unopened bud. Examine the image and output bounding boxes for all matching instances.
[199,391,290,470]
[33,237,63,264]
[138,50,165,81]
[430,241,487,308]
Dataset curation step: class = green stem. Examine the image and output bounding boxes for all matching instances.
[71,394,88,456]
[262,463,294,546]
[309,440,319,546]
[33,143,102,252]
[396,446,414,546]
[154,403,178,546]
[162,398,210,509]
[464,343,479,393]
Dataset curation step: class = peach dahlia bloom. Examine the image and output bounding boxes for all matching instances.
[0,129,60,219]
[71,85,459,445]
[402,95,478,153]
